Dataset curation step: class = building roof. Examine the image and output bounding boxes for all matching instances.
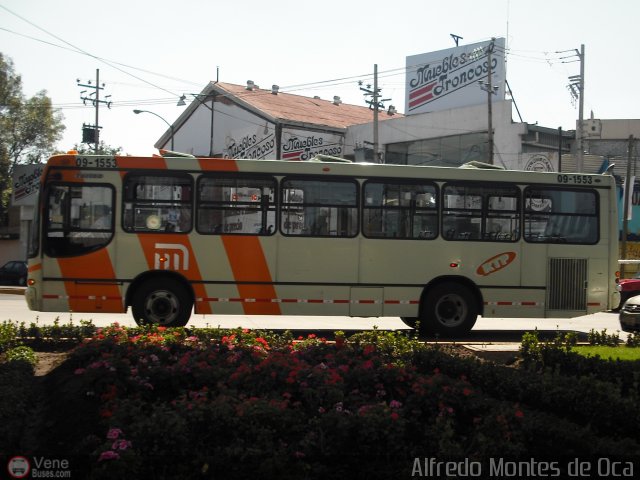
[210,82,401,130]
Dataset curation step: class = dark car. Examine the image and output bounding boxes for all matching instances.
[619,294,640,332]
[0,260,28,286]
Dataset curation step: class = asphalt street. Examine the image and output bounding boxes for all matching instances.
[0,288,628,342]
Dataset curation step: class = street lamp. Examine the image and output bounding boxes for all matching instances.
[133,109,174,151]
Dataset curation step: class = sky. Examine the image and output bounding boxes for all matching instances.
[0,0,638,157]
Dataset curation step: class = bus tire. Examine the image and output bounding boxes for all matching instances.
[400,317,418,328]
[420,282,477,336]
[131,278,192,327]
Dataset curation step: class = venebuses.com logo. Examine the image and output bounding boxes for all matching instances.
[7,455,72,478]
[7,456,30,479]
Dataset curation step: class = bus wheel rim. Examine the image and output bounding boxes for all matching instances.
[144,290,179,325]
[434,293,467,327]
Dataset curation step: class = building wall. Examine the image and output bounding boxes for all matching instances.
[344,100,525,168]
[0,239,23,266]
[172,99,345,160]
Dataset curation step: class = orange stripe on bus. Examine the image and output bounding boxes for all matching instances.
[56,249,123,313]
[28,264,42,273]
[117,156,168,170]
[135,234,212,314]
[197,158,239,172]
[221,236,281,315]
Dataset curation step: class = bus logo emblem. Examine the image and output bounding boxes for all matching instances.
[476,252,516,276]
[154,243,189,271]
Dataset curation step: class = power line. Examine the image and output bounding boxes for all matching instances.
[0,4,185,97]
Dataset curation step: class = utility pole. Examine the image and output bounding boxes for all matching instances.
[77,69,112,153]
[373,64,379,162]
[576,44,585,172]
[478,38,498,164]
[558,127,563,172]
[622,135,635,279]
[359,65,390,163]
[561,45,585,171]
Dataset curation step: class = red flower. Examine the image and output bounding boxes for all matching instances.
[515,409,524,418]
[363,344,376,356]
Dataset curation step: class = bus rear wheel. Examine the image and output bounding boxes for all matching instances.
[131,279,192,327]
[420,282,477,337]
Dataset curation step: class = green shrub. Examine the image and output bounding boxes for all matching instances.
[588,328,622,346]
[627,331,640,347]
[6,345,38,366]
[0,321,18,352]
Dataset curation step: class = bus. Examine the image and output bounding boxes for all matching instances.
[24,151,620,336]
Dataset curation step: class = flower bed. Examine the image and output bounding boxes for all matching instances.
[2,325,640,479]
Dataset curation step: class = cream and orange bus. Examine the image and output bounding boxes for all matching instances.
[25,151,620,336]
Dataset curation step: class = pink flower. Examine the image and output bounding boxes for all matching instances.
[98,450,120,462]
[106,428,122,440]
[74,368,86,375]
[389,400,402,409]
[112,439,132,450]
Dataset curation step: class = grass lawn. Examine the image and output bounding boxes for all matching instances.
[573,345,640,361]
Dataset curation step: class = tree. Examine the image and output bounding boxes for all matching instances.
[71,141,122,156]
[0,53,65,226]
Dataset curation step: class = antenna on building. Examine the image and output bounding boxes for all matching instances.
[450,33,463,46]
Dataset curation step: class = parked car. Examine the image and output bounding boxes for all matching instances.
[616,272,640,310]
[619,294,640,332]
[0,260,28,286]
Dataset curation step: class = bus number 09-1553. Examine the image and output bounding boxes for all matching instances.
[76,157,117,168]
[557,174,592,185]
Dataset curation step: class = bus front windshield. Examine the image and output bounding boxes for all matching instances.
[44,184,115,257]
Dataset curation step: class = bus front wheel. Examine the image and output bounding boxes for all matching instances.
[131,279,192,327]
[420,282,478,337]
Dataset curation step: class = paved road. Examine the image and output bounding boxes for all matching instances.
[0,288,627,342]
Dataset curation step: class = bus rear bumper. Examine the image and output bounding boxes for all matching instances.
[25,286,39,311]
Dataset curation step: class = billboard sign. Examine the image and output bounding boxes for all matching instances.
[11,163,44,206]
[405,38,506,115]
[225,126,276,159]
[281,128,344,161]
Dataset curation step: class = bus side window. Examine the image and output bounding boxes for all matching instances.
[443,183,519,242]
[197,175,276,235]
[524,187,598,244]
[362,180,437,239]
[281,177,358,237]
[123,173,193,233]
